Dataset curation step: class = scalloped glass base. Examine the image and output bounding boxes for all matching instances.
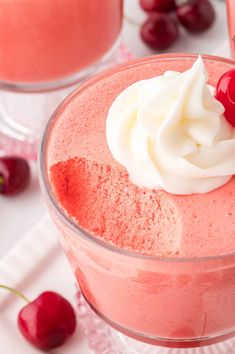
[76,290,235,354]
[0,42,132,160]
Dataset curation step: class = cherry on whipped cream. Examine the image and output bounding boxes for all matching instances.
[215,69,235,127]
[0,285,76,350]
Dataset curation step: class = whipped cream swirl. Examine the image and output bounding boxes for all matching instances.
[106,56,235,195]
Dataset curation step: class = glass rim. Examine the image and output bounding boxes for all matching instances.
[0,35,122,94]
[39,52,235,264]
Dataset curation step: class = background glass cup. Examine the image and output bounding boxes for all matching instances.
[39,54,235,349]
[0,0,123,159]
[226,0,235,58]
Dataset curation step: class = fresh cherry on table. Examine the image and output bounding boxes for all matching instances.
[215,69,235,127]
[0,156,30,195]
[138,0,216,51]
[141,13,179,50]
[176,0,215,33]
[140,0,176,13]
[0,285,76,350]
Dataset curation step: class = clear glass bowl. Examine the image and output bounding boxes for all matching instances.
[39,54,235,349]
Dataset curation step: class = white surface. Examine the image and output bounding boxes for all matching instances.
[0,0,231,259]
[0,215,92,353]
[0,162,46,257]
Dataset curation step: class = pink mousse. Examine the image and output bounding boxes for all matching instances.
[47,57,235,258]
[45,57,235,344]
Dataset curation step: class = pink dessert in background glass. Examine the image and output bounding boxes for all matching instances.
[0,0,123,159]
[0,0,123,83]
[226,0,235,59]
[40,54,235,349]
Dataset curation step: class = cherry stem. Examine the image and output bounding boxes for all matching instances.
[0,285,30,303]
[0,175,5,193]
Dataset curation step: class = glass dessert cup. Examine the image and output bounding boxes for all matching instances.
[0,0,123,159]
[39,54,235,349]
[226,0,235,59]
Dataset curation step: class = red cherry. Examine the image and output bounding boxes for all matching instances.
[215,69,235,127]
[0,285,77,350]
[140,0,176,13]
[18,291,76,350]
[141,13,179,50]
[176,0,215,33]
[0,157,30,195]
